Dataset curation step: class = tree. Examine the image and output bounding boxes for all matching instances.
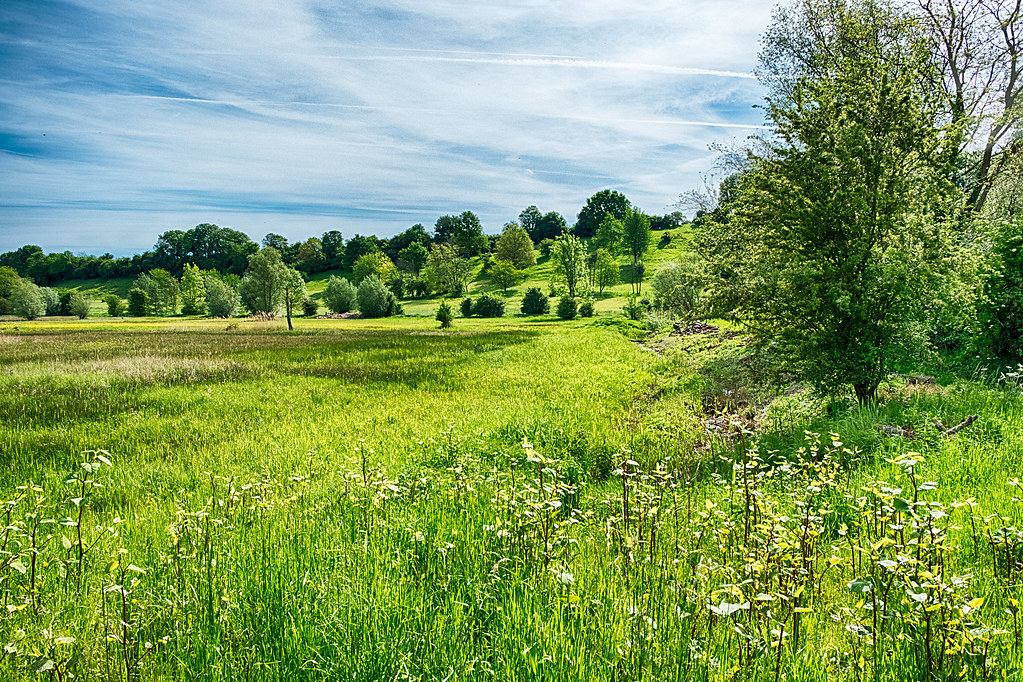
[593,214,624,256]
[650,255,705,320]
[357,275,391,317]
[10,280,45,319]
[385,223,432,261]
[489,259,525,293]
[104,293,126,317]
[0,266,21,315]
[435,212,487,256]
[294,238,327,274]
[519,206,543,242]
[494,223,537,270]
[321,230,345,270]
[39,287,60,315]
[556,296,578,320]
[622,208,651,266]
[205,277,241,318]
[352,252,397,285]
[323,275,358,313]
[549,233,587,298]
[240,247,292,315]
[705,0,957,402]
[593,248,621,293]
[180,263,207,316]
[341,234,380,272]
[575,190,630,238]
[127,288,150,317]
[397,242,429,277]
[520,287,550,315]
[423,243,472,294]
[133,270,178,316]
[262,233,289,254]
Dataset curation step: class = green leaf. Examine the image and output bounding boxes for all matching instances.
[847,578,872,593]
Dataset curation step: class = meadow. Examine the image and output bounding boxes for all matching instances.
[1,316,1022,680]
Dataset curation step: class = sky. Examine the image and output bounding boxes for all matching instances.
[0,0,775,256]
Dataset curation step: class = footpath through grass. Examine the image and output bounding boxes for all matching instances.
[2,318,1023,680]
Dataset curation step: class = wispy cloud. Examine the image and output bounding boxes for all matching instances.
[0,0,774,254]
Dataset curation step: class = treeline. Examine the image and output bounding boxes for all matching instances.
[0,195,685,319]
[0,202,685,287]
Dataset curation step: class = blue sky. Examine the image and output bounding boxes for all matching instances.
[0,0,773,255]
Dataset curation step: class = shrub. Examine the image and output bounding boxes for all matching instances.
[385,292,403,317]
[323,276,357,314]
[127,288,149,317]
[10,281,45,319]
[520,287,549,315]
[460,297,474,317]
[622,296,645,321]
[556,296,578,320]
[205,278,240,318]
[68,292,90,319]
[436,301,453,328]
[650,256,704,320]
[301,298,319,317]
[357,275,390,318]
[578,299,595,318]
[472,293,505,318]
[104,294,125,317]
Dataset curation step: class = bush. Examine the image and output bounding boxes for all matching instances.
[323,276,357,314]
[205,278,240,318]
[578,299,595,318]
[127,288,149,317]
[650,257,704,320]
[385,292,403,317]
[10,281,45,320]
[473,293,505,318]
[556,296,578,320]
[460,297,474,317]
[436,301,453,328]
[104,294,125,317]
[520,287,549,315]
[357,275,390,318]
[622,296,645,321]
[301,298,319,317]
[68,292,90,319]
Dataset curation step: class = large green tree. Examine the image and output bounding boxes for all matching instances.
[574,190,630,238]
[549,233,587,298]
[494,223,537,270]
[703,0,958,403]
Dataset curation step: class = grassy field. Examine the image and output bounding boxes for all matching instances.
[1,316,1022,680]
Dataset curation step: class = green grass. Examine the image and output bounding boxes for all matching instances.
[3,317,1023,680]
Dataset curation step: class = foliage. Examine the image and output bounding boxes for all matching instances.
[341,234,381,271]
[423,243,471,295]
[495,223,537,270]
[205,276,241,318]
[622,295,645,321]
[471,293,505,318]
[356,274,391,318]
[104,293,125,317]
[0,265,21,315]
[592,248,621,293]
[556,296,578,320]
[321,230,345,269]
[323,275,357,314]
[127,288,149,317]
[650,254,705,320]
[179,263,207,316]
[593,213,623,256]
[519,206,567,243]
[578,299,595,318]
[574,189,630,238]
[703,0,958,403]
[435,211,487,256]
[353,251,397,285]
[294,237,327,274]
[520,287,549,315]
[621,207,651,266]
[239,247,302,315]
[489,259,526,293]
[984,219,1023,359]
[68,292,89,319]
[301,297,319,317]
[549,233,587,298]
[435,300,453,328]
[10,280,45,319]
[39,287,60,316]
[397,242,429,276]
[460,297,474,318]
[133,269,179,316]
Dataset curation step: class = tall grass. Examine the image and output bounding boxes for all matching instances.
[1,320,1022,679]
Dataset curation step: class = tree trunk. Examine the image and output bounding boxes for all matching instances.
[285,285,293,331]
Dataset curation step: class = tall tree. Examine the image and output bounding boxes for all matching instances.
[705,0,958,402]
[549,233,587,298]
[321,230,345,269]
[622,208,652,266]
[494,223,537,270]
